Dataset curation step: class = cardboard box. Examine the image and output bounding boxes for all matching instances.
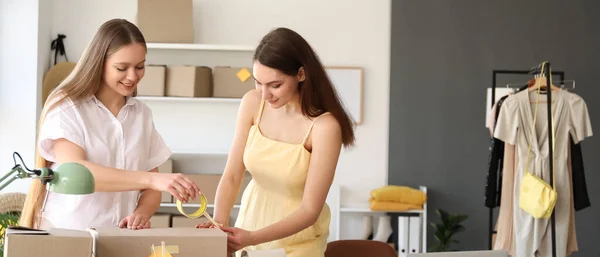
[213,67,255,98]
[91,227,227,257]
[4,226,93,257]
[5,226,227,257]
[184,172,252,204]
[172,215,235,228]
[166,66,212,97]
[150,214,171,228]
[136,0,194,43]
[186,174,220,204]
[172,215,208,228]
[137,65,166,96]
[158,159,173,203]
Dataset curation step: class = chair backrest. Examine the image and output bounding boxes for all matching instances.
[408,250,508,257]
[325,240,397,257]
[42,62,76,105]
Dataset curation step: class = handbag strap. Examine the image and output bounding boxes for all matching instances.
[524,62,556,189]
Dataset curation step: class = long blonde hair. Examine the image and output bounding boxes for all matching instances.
[19,19,146,228]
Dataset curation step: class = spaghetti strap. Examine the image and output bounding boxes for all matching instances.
[302,112,331,144]
[256,100,266,124]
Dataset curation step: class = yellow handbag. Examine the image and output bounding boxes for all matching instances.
[519,62,558,219]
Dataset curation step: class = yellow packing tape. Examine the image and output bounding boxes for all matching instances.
[175,194,221,228]
[176,193,208,218]
[149,245,178,257]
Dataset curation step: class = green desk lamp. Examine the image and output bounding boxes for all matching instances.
[0,152,94,194]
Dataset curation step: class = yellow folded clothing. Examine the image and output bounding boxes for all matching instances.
[370,200,423,212]
[370,185,427,206]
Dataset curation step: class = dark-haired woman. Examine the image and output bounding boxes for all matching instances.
[198,27,356,257]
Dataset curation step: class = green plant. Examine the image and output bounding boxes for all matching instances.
[428,209,468,252]
[0,212,20,256]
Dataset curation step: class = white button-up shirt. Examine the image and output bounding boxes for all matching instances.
[38,95,171,230]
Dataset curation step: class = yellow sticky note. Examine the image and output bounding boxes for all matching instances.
[236,68,251,82]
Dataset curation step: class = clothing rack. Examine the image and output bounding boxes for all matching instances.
[488,64,565,257]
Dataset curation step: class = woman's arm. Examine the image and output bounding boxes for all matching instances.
[52,138,200,201]
[212,90,260,226]
[134,168,162,216]
[119,167,162,229]
[225,114,343,248]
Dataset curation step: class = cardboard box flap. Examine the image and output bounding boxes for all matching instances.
[92,227,225,237]
[5,226,93,257]
[5,225,49,235]
[6,226,89,237]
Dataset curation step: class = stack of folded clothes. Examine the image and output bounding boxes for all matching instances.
[369,185,427,211]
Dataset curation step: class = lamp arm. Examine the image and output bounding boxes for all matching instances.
[2,152,94,195]
[0,152,51,192]
[0,165,33,191]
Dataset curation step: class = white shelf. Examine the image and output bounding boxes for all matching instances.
[340,207,424,214]
[160,203,241,209]
[171,150,229,156]
[136,96,241,103]
[146,43,255,52]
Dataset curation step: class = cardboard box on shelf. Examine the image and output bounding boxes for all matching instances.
[185,174,220,204]
[213,67,255,98]
[184,172,252,204]
[136,0,194,43]
[158,159,173,203]
[91,227,227,257]
[137,65,166,96]
[166,66,212,97]
[171,215,208,228]
[172,215,235,228]
[150,214,171,228]
[4,226,93,257]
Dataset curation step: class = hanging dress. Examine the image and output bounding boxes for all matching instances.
[494,89,592,257]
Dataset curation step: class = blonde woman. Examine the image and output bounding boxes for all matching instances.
[19,19,200,231]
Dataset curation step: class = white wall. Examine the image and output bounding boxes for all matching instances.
[43,0,390,238]
[0,0,51,193]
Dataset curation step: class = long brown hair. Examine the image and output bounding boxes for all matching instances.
[19,19,146,228]
[253,27,356,147]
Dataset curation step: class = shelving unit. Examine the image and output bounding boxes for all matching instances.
[326,184,427,256]
[146,43,255,52]
[143,41,248,223]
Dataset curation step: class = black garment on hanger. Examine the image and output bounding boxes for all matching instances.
[570,137,591,211]
[484,94,509,208]
[484,90,591,211]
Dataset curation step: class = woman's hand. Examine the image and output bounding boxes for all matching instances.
[195,221,224,229]
[119,213,151,230]
[221,227,256,252]
[149,173,201,203]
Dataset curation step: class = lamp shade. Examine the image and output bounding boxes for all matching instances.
[47,163,95,194]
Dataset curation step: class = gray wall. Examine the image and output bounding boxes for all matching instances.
[389,1,600,256]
